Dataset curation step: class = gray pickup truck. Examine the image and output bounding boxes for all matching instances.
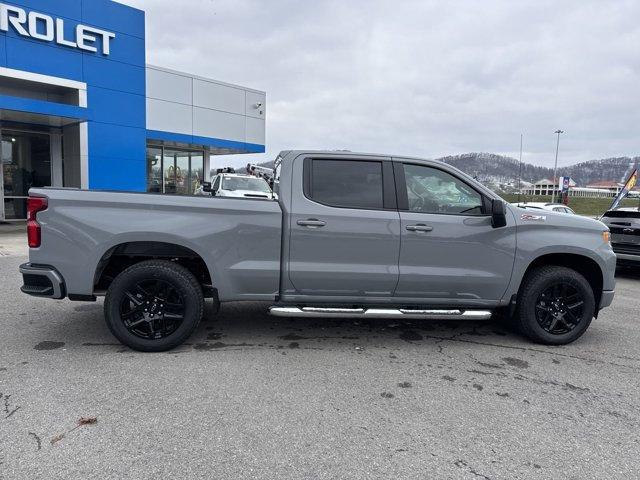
[20,150,616,351]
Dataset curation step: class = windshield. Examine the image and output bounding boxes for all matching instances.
[222,176,272,193]
[603,209,640,219]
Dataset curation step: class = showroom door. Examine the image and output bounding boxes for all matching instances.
[160,148,204,195]
[1,130,52,220]
[0,137,4,221]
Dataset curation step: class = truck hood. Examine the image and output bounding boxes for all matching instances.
[508,205,607,232]
[220,190,272,199]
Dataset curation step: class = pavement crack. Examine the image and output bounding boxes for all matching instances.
[1,394,20,419]
[5,406,20,419]
[454,459,492,480]
[28,432,42,451]
[420,334,639,371]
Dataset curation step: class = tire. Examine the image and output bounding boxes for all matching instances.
[516,266,596,345]
[104,260,204,352]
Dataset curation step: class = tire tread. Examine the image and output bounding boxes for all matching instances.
[104,260,204,352]
[516,265,595,345]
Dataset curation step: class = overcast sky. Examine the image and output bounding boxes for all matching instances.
[122,0,640,169]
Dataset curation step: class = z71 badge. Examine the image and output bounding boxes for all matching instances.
[521,214,547,221]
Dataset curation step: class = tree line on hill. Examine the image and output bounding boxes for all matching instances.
[259,153,638,190]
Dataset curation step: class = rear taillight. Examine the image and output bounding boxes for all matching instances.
[27,197,48,248]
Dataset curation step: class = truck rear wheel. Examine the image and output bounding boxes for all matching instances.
[516,266,595,345]
[104,260,204,352]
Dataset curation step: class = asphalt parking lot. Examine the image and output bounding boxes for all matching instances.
[1,232,640,479]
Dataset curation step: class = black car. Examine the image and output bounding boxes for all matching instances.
[601,208,640,265]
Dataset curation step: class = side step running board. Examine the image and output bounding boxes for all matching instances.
[268,307,492,320]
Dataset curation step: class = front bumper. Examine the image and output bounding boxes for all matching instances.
[20,263,66,299]
[612,243,640,263]
[600,290,615,309]
[615,253,640,263]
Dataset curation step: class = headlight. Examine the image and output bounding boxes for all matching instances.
[602,231,611,244]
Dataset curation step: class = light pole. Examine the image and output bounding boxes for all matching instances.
[551,129,564,203]
[517,134,523,203]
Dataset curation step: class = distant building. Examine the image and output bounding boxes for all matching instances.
[521,178,639,199]
[568,187,618,198]
[522,178,577,196]
[586,181,625,195]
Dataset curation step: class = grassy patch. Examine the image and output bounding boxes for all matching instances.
[500,194,639,217]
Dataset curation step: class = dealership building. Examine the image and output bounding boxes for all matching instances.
[0,0,266,220]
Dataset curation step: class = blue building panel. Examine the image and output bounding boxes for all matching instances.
[89,32,146,67]
[8,0,82,21]
[88,86,146,127]
[0,95,88,120]
[89,123,147,162]
[82,55,146,96]
[147,130,266,154]
[81,1,145,39]
[89,154,147,192]
[5,36,84,81]
[0,34,6,67]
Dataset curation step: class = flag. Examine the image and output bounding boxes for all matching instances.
[608,169,638,211]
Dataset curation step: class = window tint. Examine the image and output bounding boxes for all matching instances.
[310,160,384,209]
[212,176,220,191]
[403,164,483,215]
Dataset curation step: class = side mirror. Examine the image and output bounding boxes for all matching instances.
[491,199,507,228]
[201,182,212,193]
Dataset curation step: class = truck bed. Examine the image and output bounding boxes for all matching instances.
[28,188,283,301]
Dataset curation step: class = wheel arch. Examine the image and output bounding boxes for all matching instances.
[93,241,215,296]
[519,253,604,311]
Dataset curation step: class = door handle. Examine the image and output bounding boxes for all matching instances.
[406,224,433,232]
[297,219,326,228]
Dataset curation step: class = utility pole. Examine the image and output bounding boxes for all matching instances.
[551,129,564,203]
[517,134,523,204]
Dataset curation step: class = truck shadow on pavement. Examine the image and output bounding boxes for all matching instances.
[51,300,525,354]
[193,302,517,352]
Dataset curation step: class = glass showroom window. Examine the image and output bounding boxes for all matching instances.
[147,146,162,193]
[146,145,204,195]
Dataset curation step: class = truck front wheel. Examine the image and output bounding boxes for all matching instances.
[516,266,595,345]
[104,260,204,352]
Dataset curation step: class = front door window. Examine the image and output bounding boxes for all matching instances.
[403,164,484,215]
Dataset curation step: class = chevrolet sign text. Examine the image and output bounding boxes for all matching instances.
[0,3,115,56]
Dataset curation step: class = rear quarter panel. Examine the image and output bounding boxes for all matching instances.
[28,189,282,301]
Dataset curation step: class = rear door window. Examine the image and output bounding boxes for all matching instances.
[307,159,384,209]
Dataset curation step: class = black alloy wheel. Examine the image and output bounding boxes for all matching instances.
[104,260,204,352]
[516,266,595,345]
[120,279,186,340]
[534,282,586,335]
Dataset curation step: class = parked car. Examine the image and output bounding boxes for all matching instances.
[20,151,616,351]
[196,173,274,199]
[511,202,576,215]
[600,208,640,265]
